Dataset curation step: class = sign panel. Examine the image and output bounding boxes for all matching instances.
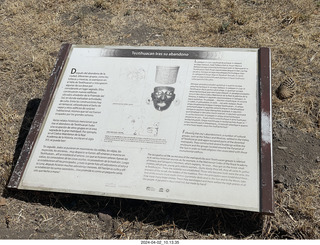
[8,45,273,213]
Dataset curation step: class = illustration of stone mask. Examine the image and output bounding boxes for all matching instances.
[151,86,176,111]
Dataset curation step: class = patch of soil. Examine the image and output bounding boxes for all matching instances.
[273,123,320,187]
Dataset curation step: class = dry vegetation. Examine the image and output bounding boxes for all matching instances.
[0,0,320,239]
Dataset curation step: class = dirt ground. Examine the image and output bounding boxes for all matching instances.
[1,0,320,240]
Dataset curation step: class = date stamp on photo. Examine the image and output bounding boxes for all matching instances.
[140,240,180,245]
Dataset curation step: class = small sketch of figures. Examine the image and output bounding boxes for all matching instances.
[151,86,176,111]
[146,122,159,136]
[126,67,146,81]
[124,115,159,137]
[126,116,139,135]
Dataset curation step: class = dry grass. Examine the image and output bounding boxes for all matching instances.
[1,0,320,239]
[269,170,320,239]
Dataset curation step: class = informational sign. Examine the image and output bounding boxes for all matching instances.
[8,45,273,213]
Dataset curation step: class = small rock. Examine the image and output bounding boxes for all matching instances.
[278,146,288,150]
[278,174,285,183]
[0,197,7,206]
[98,212,112,223]
[274,174,285,184]
[98,212,114,233]
[316,157,320,163]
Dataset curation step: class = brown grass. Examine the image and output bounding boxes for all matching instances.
[1,0,320,239]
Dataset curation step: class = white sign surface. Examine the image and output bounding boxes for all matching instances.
[20,46,260,212]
